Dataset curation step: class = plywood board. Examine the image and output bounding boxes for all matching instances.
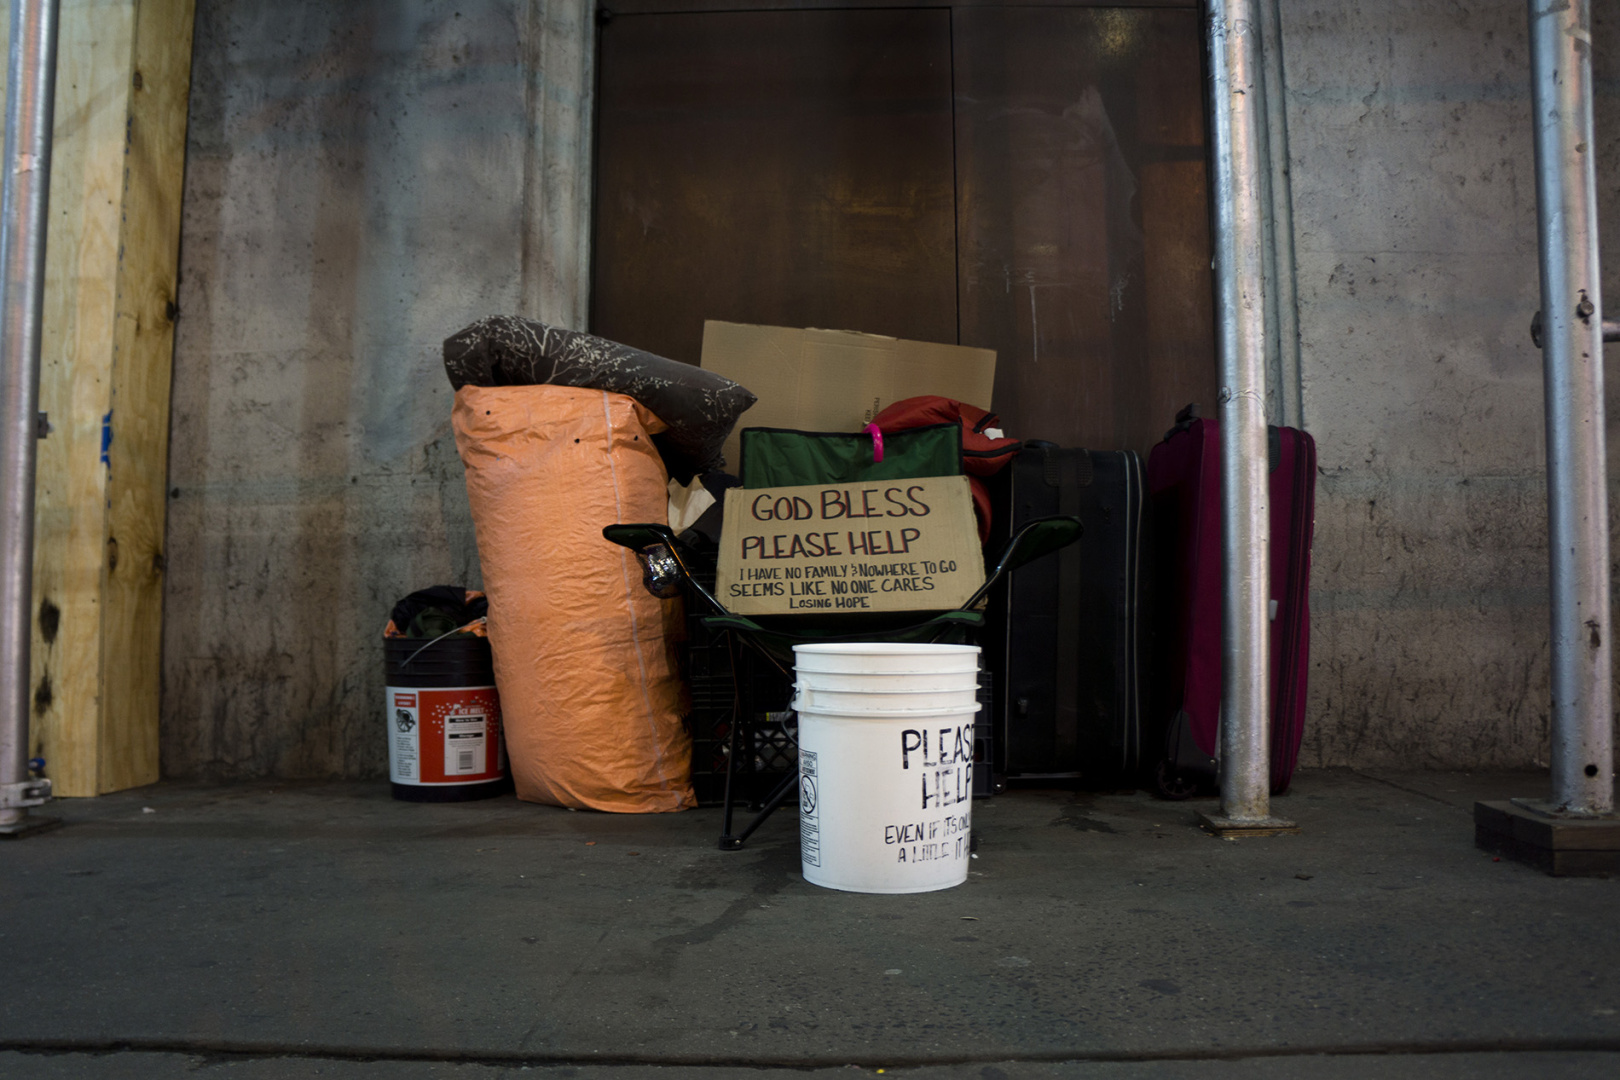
[29,0,140,798]
[25,0,194,795]
[100,0,196,792]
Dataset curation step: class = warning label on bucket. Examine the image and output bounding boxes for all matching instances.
[799,750,821,867]
[387,685,504,785]
[444,710,488,775]
[391,692,420,782]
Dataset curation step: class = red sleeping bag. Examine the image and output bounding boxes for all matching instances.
[873,396,1020,542]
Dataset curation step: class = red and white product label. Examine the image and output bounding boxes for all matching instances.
[386,685,505,785]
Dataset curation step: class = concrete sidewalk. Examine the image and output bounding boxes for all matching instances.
[1,769,1616,1079]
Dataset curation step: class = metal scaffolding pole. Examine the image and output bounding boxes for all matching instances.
[1257,0,1303,431]
[1528,0,1613,817]
[1478,0,1618,874]
[1202,0,1292,834]
[0,0,60,837]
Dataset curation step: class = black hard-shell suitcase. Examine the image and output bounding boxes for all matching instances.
[997,442,1144,780]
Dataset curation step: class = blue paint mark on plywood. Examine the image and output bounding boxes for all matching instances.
[101,411,113,466]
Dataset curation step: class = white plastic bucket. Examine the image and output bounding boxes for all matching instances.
[794,668,981,692]
[793,643,981,894]
[796,705,978,893]
[794,685,980,712]
[792,642,981,675]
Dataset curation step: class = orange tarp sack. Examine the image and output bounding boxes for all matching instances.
[452,384,694,812]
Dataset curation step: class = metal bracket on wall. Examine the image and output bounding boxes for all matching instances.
[1531,309,1620,347]
[0,777,51,809]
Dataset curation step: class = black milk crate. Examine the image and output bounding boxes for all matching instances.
[685,632,996,804]
[682,619,797,806]
[974,666,1001,798]
[678,546,997,804]
[680,554,798,807]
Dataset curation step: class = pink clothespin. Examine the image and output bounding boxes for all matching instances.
[864,423,885,463]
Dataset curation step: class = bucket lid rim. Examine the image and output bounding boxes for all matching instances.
[793,703,982,718]
[791,643,980,656]
[798,685,980,694]
[793,667,978,676]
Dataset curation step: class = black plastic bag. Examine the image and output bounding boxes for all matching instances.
[444,316,755,478]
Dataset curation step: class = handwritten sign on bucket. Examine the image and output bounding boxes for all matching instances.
[716,475,984,616]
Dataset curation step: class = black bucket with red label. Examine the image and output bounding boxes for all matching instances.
[384,636,509,802]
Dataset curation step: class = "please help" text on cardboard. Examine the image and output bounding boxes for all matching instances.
[715,475,985,616]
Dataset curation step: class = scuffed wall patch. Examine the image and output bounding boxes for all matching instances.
[162,0,589,780]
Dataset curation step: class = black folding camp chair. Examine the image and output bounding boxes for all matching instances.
[604,515,1081,849]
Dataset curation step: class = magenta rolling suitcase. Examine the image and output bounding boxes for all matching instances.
[1145,405,1316,798]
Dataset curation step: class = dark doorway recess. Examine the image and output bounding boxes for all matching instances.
[592,3,1215,457]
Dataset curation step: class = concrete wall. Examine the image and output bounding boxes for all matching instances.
[162,0,592,777]
[1282,1,1619,768]
[160,0,1616,778]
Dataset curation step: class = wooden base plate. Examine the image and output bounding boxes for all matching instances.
[1475,800,1620,877]
[1196,812,1300,838]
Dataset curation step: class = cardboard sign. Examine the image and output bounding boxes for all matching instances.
[715,475,985,616]
[700,321,997,473]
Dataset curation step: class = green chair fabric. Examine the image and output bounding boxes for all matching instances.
[738,423,962,488]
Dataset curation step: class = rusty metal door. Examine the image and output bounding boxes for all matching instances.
[955,7,1214,454]
[592,8,958,370]
[592,4,1214,457]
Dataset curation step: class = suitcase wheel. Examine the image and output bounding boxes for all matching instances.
[1153,760,1200,801]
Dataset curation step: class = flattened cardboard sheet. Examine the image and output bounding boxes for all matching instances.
[716,475,984,616]
[700,321,996,472]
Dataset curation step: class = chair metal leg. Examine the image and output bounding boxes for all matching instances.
[717,640,798,850]
[717,634,746,847]
[719,770,798,851]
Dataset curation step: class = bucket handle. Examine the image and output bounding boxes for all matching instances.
[397,617,487,670]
